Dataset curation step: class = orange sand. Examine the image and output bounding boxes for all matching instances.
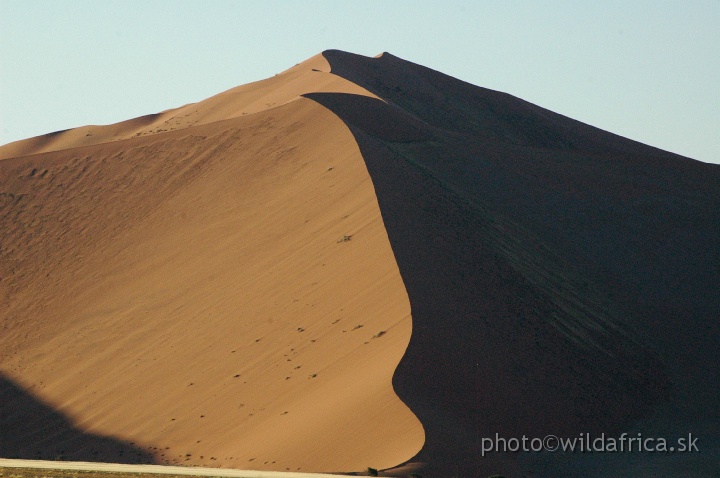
[0,54,421,472]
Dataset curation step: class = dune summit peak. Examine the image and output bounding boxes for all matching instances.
[1,51,719,478]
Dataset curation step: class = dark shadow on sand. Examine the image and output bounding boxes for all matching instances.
[306,91,673,476]
[0,373,155,463]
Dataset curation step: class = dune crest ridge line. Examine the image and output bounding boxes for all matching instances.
[0,53,378,161]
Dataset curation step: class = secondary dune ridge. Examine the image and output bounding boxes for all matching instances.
[2,50,720,477]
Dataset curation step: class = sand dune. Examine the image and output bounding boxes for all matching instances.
[2,50,719,477]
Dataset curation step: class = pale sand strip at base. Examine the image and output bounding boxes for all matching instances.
[0,459,350,478]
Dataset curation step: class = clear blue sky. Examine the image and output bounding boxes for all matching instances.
[1,0,718,163]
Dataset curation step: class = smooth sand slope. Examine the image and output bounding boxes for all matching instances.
[0,54,421,472]
[2,50,720,478]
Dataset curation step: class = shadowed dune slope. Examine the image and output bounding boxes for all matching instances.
[0,96,422,471]
[306,49,720,477]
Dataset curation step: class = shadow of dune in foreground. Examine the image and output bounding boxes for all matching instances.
[0,373,154,464]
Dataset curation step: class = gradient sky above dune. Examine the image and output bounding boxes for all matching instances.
[1,0,718,164]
